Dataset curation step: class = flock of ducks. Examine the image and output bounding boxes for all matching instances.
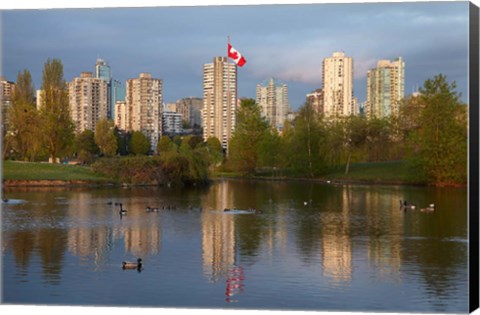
[400,200,436,212]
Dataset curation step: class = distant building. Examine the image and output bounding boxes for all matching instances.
[162,111,183,135]
[177,97,203,128]
[256,77,289,131]
[95,58,125,120]
[68,72,108,133]
[322,52,354,118]
[0,77,15,130]
[126,73,163,152]
[114,100,127,131]
[202,56,237,149]
[165,102,177,113]
[306,88,324,113]
[36,89,44,110]
[366,57,405,118]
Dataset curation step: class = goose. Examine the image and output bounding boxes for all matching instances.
[119,203,127,214]
[421,204,435,212]
[122,258,142,270]
[400,200,416,210]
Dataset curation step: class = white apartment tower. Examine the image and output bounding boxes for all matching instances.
[366,57,405,118]
[68,72,108,133]
[256,77,289,131]
[322,52,354,118]
[202,56,237,150]
[126,73,163,152]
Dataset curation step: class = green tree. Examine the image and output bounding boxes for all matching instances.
[9,69,43,161]
[39,59,75,163]
[344,115,368,175]
[129,131,150,155]
[408,74,467,185]
[75,130,99,164]
[228,99,269,174]
[157,136,178,155]
[205,136,224,167]
[94,119,118,157]
[258,127,283,175]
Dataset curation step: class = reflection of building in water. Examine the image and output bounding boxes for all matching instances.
[67,198,161,265]
[264,207,289,257]
[67,193,114,267]
[321,188,353,284]
[201,182,236,282]
[364,188,403,281]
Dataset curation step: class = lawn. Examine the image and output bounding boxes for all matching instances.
[2,160,112,182]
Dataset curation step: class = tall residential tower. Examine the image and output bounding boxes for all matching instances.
[322,52,354,118]
[366,57,405,118]
[256,77,289,131]
[126,73,163,152]
[68,72,108,133]
[202,56,237,150]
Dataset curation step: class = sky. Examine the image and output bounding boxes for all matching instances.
[0,0,473,110]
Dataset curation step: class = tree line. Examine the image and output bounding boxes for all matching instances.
[226,74,467,186]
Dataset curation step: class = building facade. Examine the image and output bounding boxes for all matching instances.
[306,88,324,113]
[366,57,405,118]
[95,58,125,120]
[114,100,127,131]
[68,72,108,133]
[162,111,183,135]
[176,97,203,128]
[126,73,163,152]
[256,77,289,131]
[322,52,354,118]
[0,77,15,131]
[202,57,237,149]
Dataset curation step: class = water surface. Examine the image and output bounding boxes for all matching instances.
[1,180,468,312]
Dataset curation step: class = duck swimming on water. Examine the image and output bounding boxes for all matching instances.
[122,258,142,270]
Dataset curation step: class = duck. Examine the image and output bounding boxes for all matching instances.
[421,203,435,212]
[400,200,416,210]
[122,258,142,270]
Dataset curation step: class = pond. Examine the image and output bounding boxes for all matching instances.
[1,179,469,313]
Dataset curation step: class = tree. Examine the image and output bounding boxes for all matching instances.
[343,115,368,175]
[408,74,467,185]
[75,130,99,164]
[228,99,269,174]
[39,59,75,163]
[157,136,177,155]
[129,131,150,155]
[94,119,118,157]
[205,136,224,167]
[258,127,283,175]
[8,69,43,161]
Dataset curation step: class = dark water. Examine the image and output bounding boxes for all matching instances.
[1,179,468,312]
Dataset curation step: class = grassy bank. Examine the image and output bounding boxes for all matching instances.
[2,161,113,182]
[216,161,426,185]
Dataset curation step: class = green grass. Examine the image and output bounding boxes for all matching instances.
[323,160,423,183]
[2,160,113,182]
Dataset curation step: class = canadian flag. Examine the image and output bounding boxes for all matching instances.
[228,43,246,67]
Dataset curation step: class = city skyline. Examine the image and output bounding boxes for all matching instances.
[1,1,470,110]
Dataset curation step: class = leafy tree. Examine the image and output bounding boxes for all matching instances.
[228,99,269,174]
[129,131,150,155]
[285,103,325,177]
[39,59,75,163]
[343,115,368,175]
[94,118,118,157]
[115,129,129,156]
[258,127,283,175]
[157,136,178,155]
[366,117,392,162]
[205,136,224,167]
[8,69,43,161]
[408,74,467,185]
[74,130,99,164]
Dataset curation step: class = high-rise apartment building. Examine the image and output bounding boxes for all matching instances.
[256,77,289,131]
[95,58,125,120]
[114,100,127,131]
[202,57,237,149]
[68,72,108,133]
[366,57,405,118]
[0,77,15,130]
[322,52,354,118]
[126,73,163,152]
[306,88,324,113]
[177,97,203,128]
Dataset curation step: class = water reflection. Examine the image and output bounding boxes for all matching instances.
[2,181,468,311]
